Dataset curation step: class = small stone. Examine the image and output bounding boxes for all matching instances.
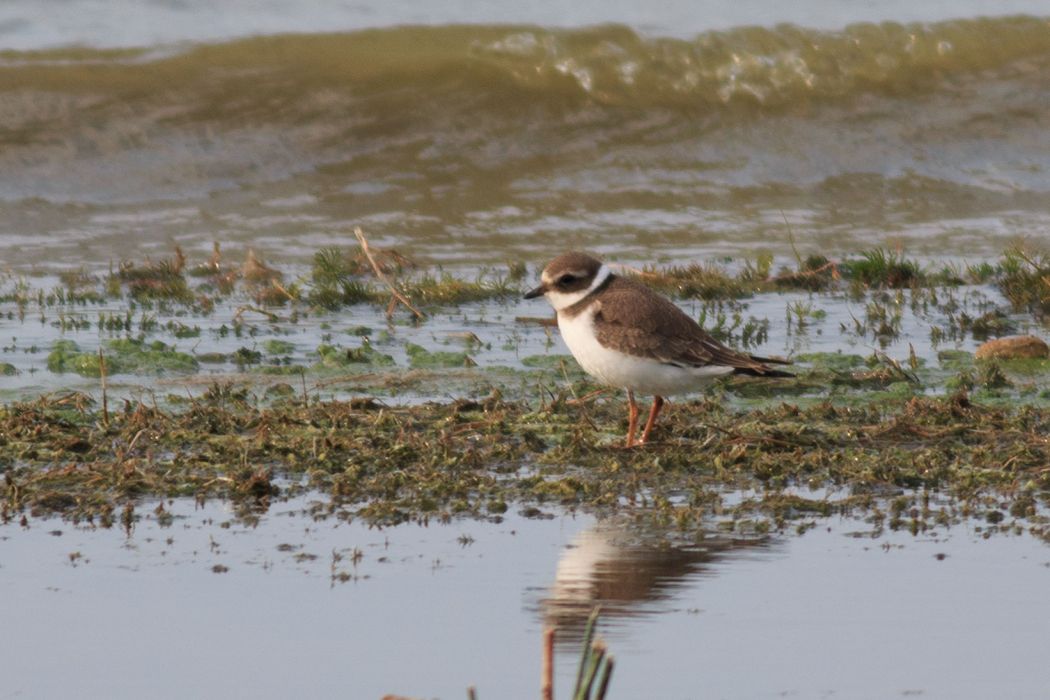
[974,335,1049,361]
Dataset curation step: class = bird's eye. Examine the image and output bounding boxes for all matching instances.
[557,274,576,286]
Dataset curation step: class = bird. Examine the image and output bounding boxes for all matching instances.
[524,251,791,447]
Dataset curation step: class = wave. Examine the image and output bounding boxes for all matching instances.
[0,17,1048,202]
[3,17,1048,107]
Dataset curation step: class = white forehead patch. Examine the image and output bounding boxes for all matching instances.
[545,264,611,311]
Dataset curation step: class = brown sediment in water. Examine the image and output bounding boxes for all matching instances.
[975,335,1050,361]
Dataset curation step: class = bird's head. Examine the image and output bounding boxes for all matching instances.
[524,252,610,311]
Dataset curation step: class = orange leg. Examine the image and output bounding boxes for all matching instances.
[638,396,665,445]
[625,389,639,448]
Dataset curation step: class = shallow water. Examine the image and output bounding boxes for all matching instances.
[1,16,1049,271]
[2,497,1048,699]
[2,266,1041,406]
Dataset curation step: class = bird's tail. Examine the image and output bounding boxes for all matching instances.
[733,354,794,378]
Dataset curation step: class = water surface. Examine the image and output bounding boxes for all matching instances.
[2,497,1047,699]
[2,17,1049,271]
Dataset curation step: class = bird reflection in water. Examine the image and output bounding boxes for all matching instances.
[538,522,769,641]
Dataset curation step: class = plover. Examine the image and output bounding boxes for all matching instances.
[525,251,791,447]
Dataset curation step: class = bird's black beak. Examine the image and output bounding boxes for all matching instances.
[523,284,547,300]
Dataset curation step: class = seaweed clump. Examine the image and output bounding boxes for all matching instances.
[841,248,923,288]
[998,245,1050,318]
[115,247,194,303]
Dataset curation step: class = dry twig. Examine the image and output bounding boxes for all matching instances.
[354,227,425,320]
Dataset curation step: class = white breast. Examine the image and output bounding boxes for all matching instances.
[557,306,733,396]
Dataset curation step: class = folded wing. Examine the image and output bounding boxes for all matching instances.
[592,276,792,377]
